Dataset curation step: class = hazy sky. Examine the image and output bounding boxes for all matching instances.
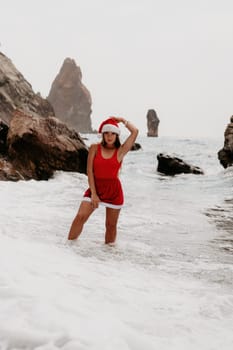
[1,0,233,137]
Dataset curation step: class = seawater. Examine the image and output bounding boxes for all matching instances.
[0,135,233,350]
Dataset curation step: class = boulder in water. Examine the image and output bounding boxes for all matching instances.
[218,116,233,168]
[157,153,204,175]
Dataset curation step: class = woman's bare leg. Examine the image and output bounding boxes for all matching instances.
[68,201,94,240]
[105,207,121,244]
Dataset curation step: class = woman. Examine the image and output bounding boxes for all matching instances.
[68,117,138,244]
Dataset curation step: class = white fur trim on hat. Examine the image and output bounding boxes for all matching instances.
[101,124,120,135]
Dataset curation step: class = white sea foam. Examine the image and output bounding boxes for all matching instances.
[0,135,233,349]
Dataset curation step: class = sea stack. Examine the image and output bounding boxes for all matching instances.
[146,109,160,137]
[48,58,93,133]
[218,115,233,168]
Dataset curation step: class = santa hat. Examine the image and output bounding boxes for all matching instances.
[98,118,120,135]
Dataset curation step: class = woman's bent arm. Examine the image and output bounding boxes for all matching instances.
[87,144,100,208]
[113,117,138,161]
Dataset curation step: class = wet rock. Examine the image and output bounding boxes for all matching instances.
[7,109,88,180]
[157,153,204,175]
[0,158,24,181]
[0,119,8,155]
[218,116,233,168]
[131,142,141,151]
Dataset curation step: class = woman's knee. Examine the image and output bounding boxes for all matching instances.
[74,212,88,225]
[74,202,93,224]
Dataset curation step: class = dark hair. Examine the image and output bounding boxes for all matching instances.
[101,133,121,148]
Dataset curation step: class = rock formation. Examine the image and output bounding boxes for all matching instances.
[147,109,159,137]
[0,52,54,125]
[0,51,89,181]
[0,119,8,155]
[0,158,24,181]
[218,116,233,168]
[48,58,92,133]
[4,109,88,181]
[157,153,204,175]
[131,142,142,151]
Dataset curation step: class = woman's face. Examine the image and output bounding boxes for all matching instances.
[103,132,117,146]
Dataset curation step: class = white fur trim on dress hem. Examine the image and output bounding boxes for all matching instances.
[82,196,124,209]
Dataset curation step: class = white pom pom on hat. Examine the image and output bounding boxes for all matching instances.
[98,118,120,135]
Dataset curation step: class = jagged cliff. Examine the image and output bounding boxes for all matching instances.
[0,52,54,124]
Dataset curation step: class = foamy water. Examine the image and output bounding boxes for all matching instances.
[0,135,233,349]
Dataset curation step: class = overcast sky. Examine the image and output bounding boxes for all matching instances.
[1,0,233,137]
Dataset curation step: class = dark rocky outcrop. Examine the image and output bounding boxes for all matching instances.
[147,109,159,137]
[0,158,24,181]
[0,119,8,155]
[131,142,142,151]
[48,58,92,133]
[218,116,233,168]
[0,52,54,125]
[157,153,204,175]
[5,109,88,181]
[0,51,89,181]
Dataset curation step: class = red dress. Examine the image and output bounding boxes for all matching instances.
[83,144,124,209]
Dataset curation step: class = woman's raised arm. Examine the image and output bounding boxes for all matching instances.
[113,117,139,161]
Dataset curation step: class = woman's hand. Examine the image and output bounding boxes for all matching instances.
[91,193,100,209]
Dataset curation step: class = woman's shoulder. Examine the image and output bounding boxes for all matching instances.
[89,143,99,148]
[89,143,100,152]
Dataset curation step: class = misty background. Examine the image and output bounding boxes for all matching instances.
[1,0,233,137]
